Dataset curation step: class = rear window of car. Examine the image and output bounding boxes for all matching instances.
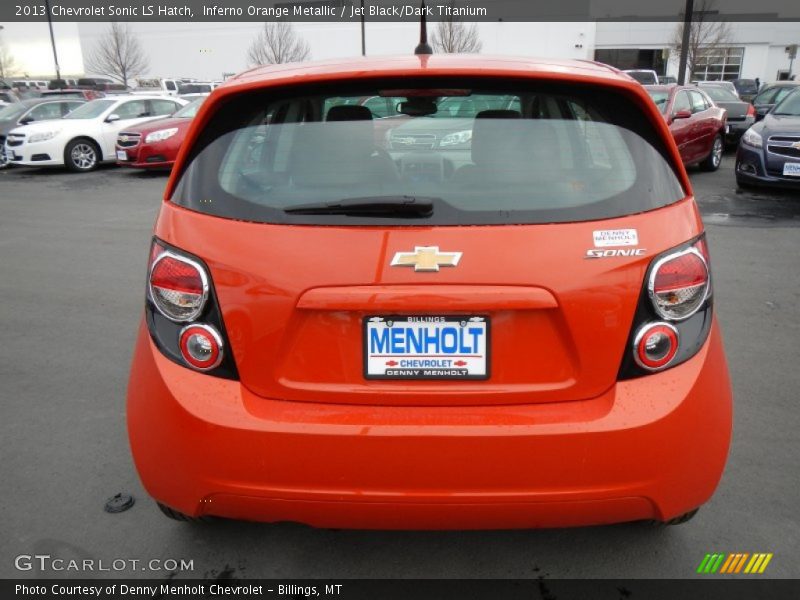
[626,71,658,85]
[171,78,685,226]
[702,86,739,103]
[735,79,758,93]
[646,89,670,112]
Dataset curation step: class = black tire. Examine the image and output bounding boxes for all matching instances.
[699,134,724,172]
[0,145,9,170]
[64,138,101,172]
[156,502,208,523]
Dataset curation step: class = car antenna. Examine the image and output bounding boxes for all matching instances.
[414,0,433,55]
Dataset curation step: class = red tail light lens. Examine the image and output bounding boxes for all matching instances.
[634,322,679,371]
[648,247,709,321]
[179,324,223,370]
[149,251,208,322]
[747,103,756,117]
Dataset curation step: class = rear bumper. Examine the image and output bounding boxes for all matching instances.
[724,119,753,144]
[127,319,732,529]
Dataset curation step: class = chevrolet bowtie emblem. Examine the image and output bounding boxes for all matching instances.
[390,246,462,272]
[792,141,800,150]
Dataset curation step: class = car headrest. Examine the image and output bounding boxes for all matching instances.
[476,109,522,120]
[326,105,373,121]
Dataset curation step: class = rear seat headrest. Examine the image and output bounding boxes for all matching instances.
[475,109,522,120]
[326,105,373,121]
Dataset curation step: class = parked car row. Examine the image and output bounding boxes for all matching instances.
[643,82,800,190]
[3,95,189,171]
[4,77,222,102]
[736,89,800,189]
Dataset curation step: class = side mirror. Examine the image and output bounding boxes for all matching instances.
[672,109,692,120]
[19,116,34,125]
[105,113,120,123]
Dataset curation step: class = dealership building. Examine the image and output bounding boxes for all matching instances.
[1,20,796,83]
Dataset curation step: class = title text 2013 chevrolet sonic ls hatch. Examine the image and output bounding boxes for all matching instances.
[127,54,732,529]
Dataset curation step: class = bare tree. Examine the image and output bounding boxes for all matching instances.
[247,22,311,66]
[431,1,482,54]
[671,0,732,82]
[85,22,149,87]
[0,38,18,79]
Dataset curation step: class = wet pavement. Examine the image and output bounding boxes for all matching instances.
[1,154,799,580]
[688,157,800,227]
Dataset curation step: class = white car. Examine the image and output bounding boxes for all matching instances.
[4,95,187,172]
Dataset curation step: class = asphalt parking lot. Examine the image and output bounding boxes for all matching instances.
[1,154,799,580]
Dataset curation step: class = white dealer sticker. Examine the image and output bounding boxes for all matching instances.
[593,229,639,247]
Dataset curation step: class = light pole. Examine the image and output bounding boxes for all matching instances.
[43,0,61,80]
[677,0,694,85]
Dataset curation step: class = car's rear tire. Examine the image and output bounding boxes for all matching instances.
[700,134,723,172]
[156,502,209,523]
[64,138,101,172]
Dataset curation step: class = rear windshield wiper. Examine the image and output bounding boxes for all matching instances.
[284,196,436,218]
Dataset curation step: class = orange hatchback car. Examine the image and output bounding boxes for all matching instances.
[127,54,732,529]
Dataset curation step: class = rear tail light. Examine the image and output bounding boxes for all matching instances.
[179,324,223,370]
[145,238,238,379]
[747,103,756,117]
[149,250,208,322]
[634,322,679,371]
[648,247,709,320]
[619,235,714,379]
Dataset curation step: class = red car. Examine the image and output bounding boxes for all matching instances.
[115,98,204,169]
[127,55,732,529]
[645,85,727,171]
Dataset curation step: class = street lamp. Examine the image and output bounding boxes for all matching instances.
[677,0,694,85]
[43,0,61,80]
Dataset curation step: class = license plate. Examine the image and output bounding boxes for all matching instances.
[783,162,800,177]
[364,315,489,380]
[116,150,127,161]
